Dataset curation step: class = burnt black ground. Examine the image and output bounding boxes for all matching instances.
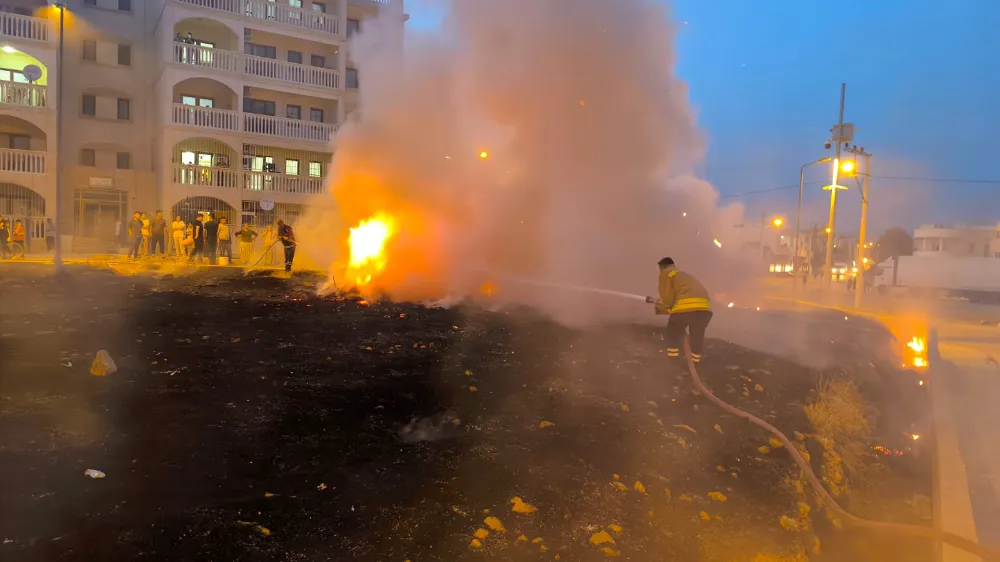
[0,265,932,561]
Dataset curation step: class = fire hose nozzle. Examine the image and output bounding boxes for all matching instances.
[645,296,659,304]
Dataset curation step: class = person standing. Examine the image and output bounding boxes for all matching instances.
[276,219,296,272]
[188,215,204,263]
[261,224,277,266]
[139,212,151,258]
[171,215,185,257]
[45,218,55,252]
[126,211,143,261]
[0,218,10,259]
[237,223,258,265]
[217,216,232,263]
[203,212,219,265]
[647,257,713,364]
[149,210,167,257]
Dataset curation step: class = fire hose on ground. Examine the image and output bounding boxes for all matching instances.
[679,334,1000,560]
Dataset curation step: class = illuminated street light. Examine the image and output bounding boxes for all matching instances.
[772,217,783,228]
[478,150,489,160]
[840,159,856,175]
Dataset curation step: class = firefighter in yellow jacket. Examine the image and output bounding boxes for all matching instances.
[647,257,713,363]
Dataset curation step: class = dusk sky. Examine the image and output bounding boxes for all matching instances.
[402,0,998,233]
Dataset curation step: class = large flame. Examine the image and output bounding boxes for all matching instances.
[347,213,395,286]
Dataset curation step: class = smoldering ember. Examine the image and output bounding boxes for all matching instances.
[0,265,942,562]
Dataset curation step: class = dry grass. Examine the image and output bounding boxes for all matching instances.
[803,378,875,493]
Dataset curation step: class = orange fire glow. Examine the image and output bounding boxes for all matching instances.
[347,213,395,286]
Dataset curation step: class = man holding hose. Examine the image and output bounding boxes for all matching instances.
[647,257,713,363]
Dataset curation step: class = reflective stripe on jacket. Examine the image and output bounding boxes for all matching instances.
[657,267,711,314]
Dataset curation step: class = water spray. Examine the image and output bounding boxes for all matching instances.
[489,274,650,302]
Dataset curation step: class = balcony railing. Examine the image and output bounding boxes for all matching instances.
[244,170,325,195]
[243,55,340,89]
[243,113,337,143]
[0,13,52,43]
[0,148,45,174]
[170,103,338,144]
[170,45,341,90]
[173,0,340,35]
[0,82,47,108]
[171,104,241,132]
[172,43,240,73]
[173,164,240,189]
[172,165,327,196]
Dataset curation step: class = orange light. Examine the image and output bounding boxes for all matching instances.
[772,218,783,228]
[840,160,856,175]
[825,227,831,234]
[479,281,497,297]
[478,150,489,160]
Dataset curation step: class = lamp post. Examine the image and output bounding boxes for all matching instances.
[49,0,65,270]
[794,157,832,286]
[840,146,872,308]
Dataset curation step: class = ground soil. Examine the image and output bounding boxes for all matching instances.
[0,265,934,562]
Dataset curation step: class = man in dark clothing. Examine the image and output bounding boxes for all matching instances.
[203,212,219,265]
[126,211,144,261]
[276,219,296,272]
[188,215,204,263]
[0,218,10,259]
[647,257,713,364]
[149,210,167,256]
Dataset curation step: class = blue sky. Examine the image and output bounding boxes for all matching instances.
[403,1,998,231]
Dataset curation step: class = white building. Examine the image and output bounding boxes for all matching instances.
[912,224,1000,259]
[0,0,404,252]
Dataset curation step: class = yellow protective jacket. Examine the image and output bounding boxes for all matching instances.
[657,266,711,314]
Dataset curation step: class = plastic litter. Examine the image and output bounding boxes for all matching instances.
[90,350,117,376]
[84,469,106,479]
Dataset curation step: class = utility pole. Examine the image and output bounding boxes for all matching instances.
[758,211,765,261]
[823,83,847,289]
[52,1,66,271]
[794,157,832,288]
[849,148,872,309]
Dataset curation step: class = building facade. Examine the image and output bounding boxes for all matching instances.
[913,224,1000,259]
[0,0,404,253]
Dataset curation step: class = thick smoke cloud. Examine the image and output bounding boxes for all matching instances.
[297,0,752,324]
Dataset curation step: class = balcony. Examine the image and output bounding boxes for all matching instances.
[172,165,326,196]
[172,0,340,36]
[170,103,337,144]
[0,148,46,174]
[0,12,52,44]
[243,55,340,89]
[170,44,341,90]
[0,82,47,109]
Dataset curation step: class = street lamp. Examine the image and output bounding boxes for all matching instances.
[757,213,783,262]
[48,0,65,270]
[840,145,872,308]
[793,157,831,286]
[478,150,489,160]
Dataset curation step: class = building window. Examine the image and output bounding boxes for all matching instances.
[285,159,300,175]
[8,134,29,150]
[118,0,132,11]
[245,43,276,59]
[310,54,325,68]
[0,68,28,83]
[118,44,131,66]
[116,152,131,170]
[308,161,322,177]
[82,94,96,116]
[347,18,360,38]
[82,39,97,61]
[346,68,358,88]
[309,108,323,122]
[117,98,131,120]
[287,50,303,64]
[286,104,301,120]
[312,2,326,13]
[84,0,96,5]
[289,0,302,6]
[243,98,275,116]
[181,95,213,108]
[80,149,96,166]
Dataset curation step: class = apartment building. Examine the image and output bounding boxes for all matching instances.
[0,0,404,252]
[913,224,1000,259]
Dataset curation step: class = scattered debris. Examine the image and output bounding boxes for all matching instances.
[83,469,106,479]
[89,350,117,376]
[511,496,537,514]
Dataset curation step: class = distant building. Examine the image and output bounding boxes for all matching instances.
[912,224,1000,258]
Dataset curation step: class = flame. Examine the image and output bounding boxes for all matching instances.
[348,213,395,286]
[479,281,498,297]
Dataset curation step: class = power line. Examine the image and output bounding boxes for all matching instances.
[718,174,1000,200]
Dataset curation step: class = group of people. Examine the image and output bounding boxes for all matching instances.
[126,210,297,271]
[0,217,26,258]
